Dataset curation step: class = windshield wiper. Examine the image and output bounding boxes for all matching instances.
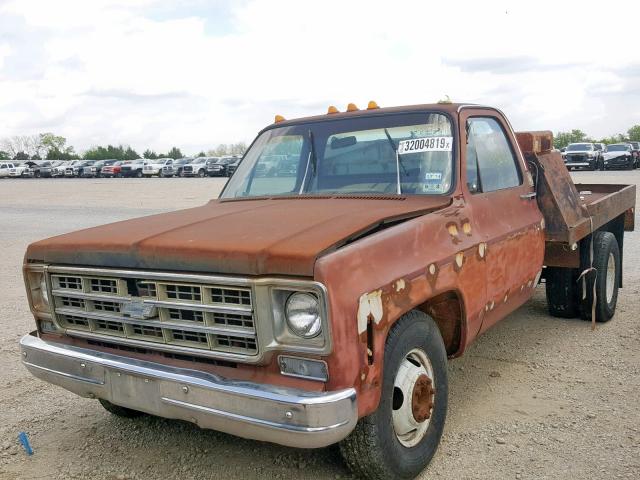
[384,128,405,195]
[298,129,317,194]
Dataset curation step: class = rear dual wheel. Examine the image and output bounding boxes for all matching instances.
[340,311,448,480]
[545,231,620,323]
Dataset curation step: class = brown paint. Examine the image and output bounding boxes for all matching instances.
[25,103,635,422]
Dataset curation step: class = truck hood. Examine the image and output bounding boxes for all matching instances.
[26,196,451,276]
[603,151,629,160]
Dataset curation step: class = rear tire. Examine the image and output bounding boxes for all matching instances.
[578,231,620,323]
[339,311,448,480]
[545,267,579,318]
[99,399,145,418]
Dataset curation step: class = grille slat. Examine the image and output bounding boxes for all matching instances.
[51,272,258,358]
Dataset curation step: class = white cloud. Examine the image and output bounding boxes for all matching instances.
[0,0,639,154]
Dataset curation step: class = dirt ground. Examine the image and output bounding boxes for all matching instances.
[0,173,638,480]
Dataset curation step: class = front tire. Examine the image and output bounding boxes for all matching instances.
[135,170,143,178]
[340,311,448,480]
[198,169,205,177]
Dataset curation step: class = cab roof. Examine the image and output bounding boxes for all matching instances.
[262,102,484,132]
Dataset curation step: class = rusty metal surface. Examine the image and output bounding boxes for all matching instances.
[574,183,636,233]
[25,197,451,276]
[516,131,554,154]
[544,242,580,268]
[411,374,434,422]
[525,150,591,244]
[25,105,587,420]
[316,108,545,416]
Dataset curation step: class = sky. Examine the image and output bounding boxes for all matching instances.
[0,0,638,155]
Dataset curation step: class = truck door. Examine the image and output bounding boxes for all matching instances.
[460,109,545,332]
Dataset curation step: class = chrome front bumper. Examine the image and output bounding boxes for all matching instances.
[20,333,357,448]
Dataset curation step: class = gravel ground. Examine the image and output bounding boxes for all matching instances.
[0,173,638,480]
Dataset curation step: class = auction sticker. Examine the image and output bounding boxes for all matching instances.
[398,136,453,154]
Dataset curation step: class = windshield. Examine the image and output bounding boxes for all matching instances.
[607,144,628,152]
[221,112,454,198]
[567,143,592,151]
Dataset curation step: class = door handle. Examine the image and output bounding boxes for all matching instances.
[520,192,537,200]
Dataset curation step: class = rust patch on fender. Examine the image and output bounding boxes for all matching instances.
[477,242,487,260]
[446,222,462,244]
[462,219,472,236]
[454,252,465,271]
[357,290,383,334]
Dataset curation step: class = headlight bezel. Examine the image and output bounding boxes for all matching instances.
[23,264,52,317]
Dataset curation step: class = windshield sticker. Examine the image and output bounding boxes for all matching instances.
[398,136,453,154]
[425,172,442,181]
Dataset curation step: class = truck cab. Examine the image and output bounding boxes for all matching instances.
[19,102,635,480]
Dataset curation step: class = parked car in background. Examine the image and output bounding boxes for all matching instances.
[0,161,15,178]
[78,160,101,178]
[226,157,241,176]
[562,143,598,170]
[170,158,192,177]
[255,154,285,176]
[5,161,34,177]
[64,160,82,177]
[206,157,226,176]
[143,158,174,177]
[50,161,67,177]
[100,161,123,178]
[22,161,44,177]
[214,156,242,177]
[602,143,635,170]
[627,141,640,168]
[183,157,215,177]
[275,156,298,177]
[119,159,145,178]
[593,143,606,170]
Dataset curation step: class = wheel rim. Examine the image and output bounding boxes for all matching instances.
[606,252,616,304]
[392,348,435,447]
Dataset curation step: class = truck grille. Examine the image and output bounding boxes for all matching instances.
[49,269,258,359]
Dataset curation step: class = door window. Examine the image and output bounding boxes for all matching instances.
[466,117,521,193]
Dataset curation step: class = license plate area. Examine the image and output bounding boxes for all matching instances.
[109,370,161,412]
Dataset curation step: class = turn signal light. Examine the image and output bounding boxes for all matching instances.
[274,114,285,123]
[346,103,359,112]
[367,100,379,109]
[327,105,339,114]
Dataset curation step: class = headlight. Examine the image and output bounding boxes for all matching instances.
[285,292,321,338]
[24,267,50,314]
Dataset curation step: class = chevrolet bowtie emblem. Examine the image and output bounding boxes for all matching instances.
[121,299,157,320]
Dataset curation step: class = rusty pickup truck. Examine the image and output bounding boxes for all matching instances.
[20,102,635,479]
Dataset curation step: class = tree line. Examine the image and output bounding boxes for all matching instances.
[0,133,247,161]
[553,125,640,149]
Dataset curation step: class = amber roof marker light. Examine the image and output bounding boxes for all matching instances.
[367,101,379,110]
[327,106,339,114]
[346,103,359,112]
[437,95,452,104]
[274,114,285,123]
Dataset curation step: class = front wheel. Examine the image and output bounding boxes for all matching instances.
[135,170,143,178]
[340,311,448,480]
[198,169,205,177]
